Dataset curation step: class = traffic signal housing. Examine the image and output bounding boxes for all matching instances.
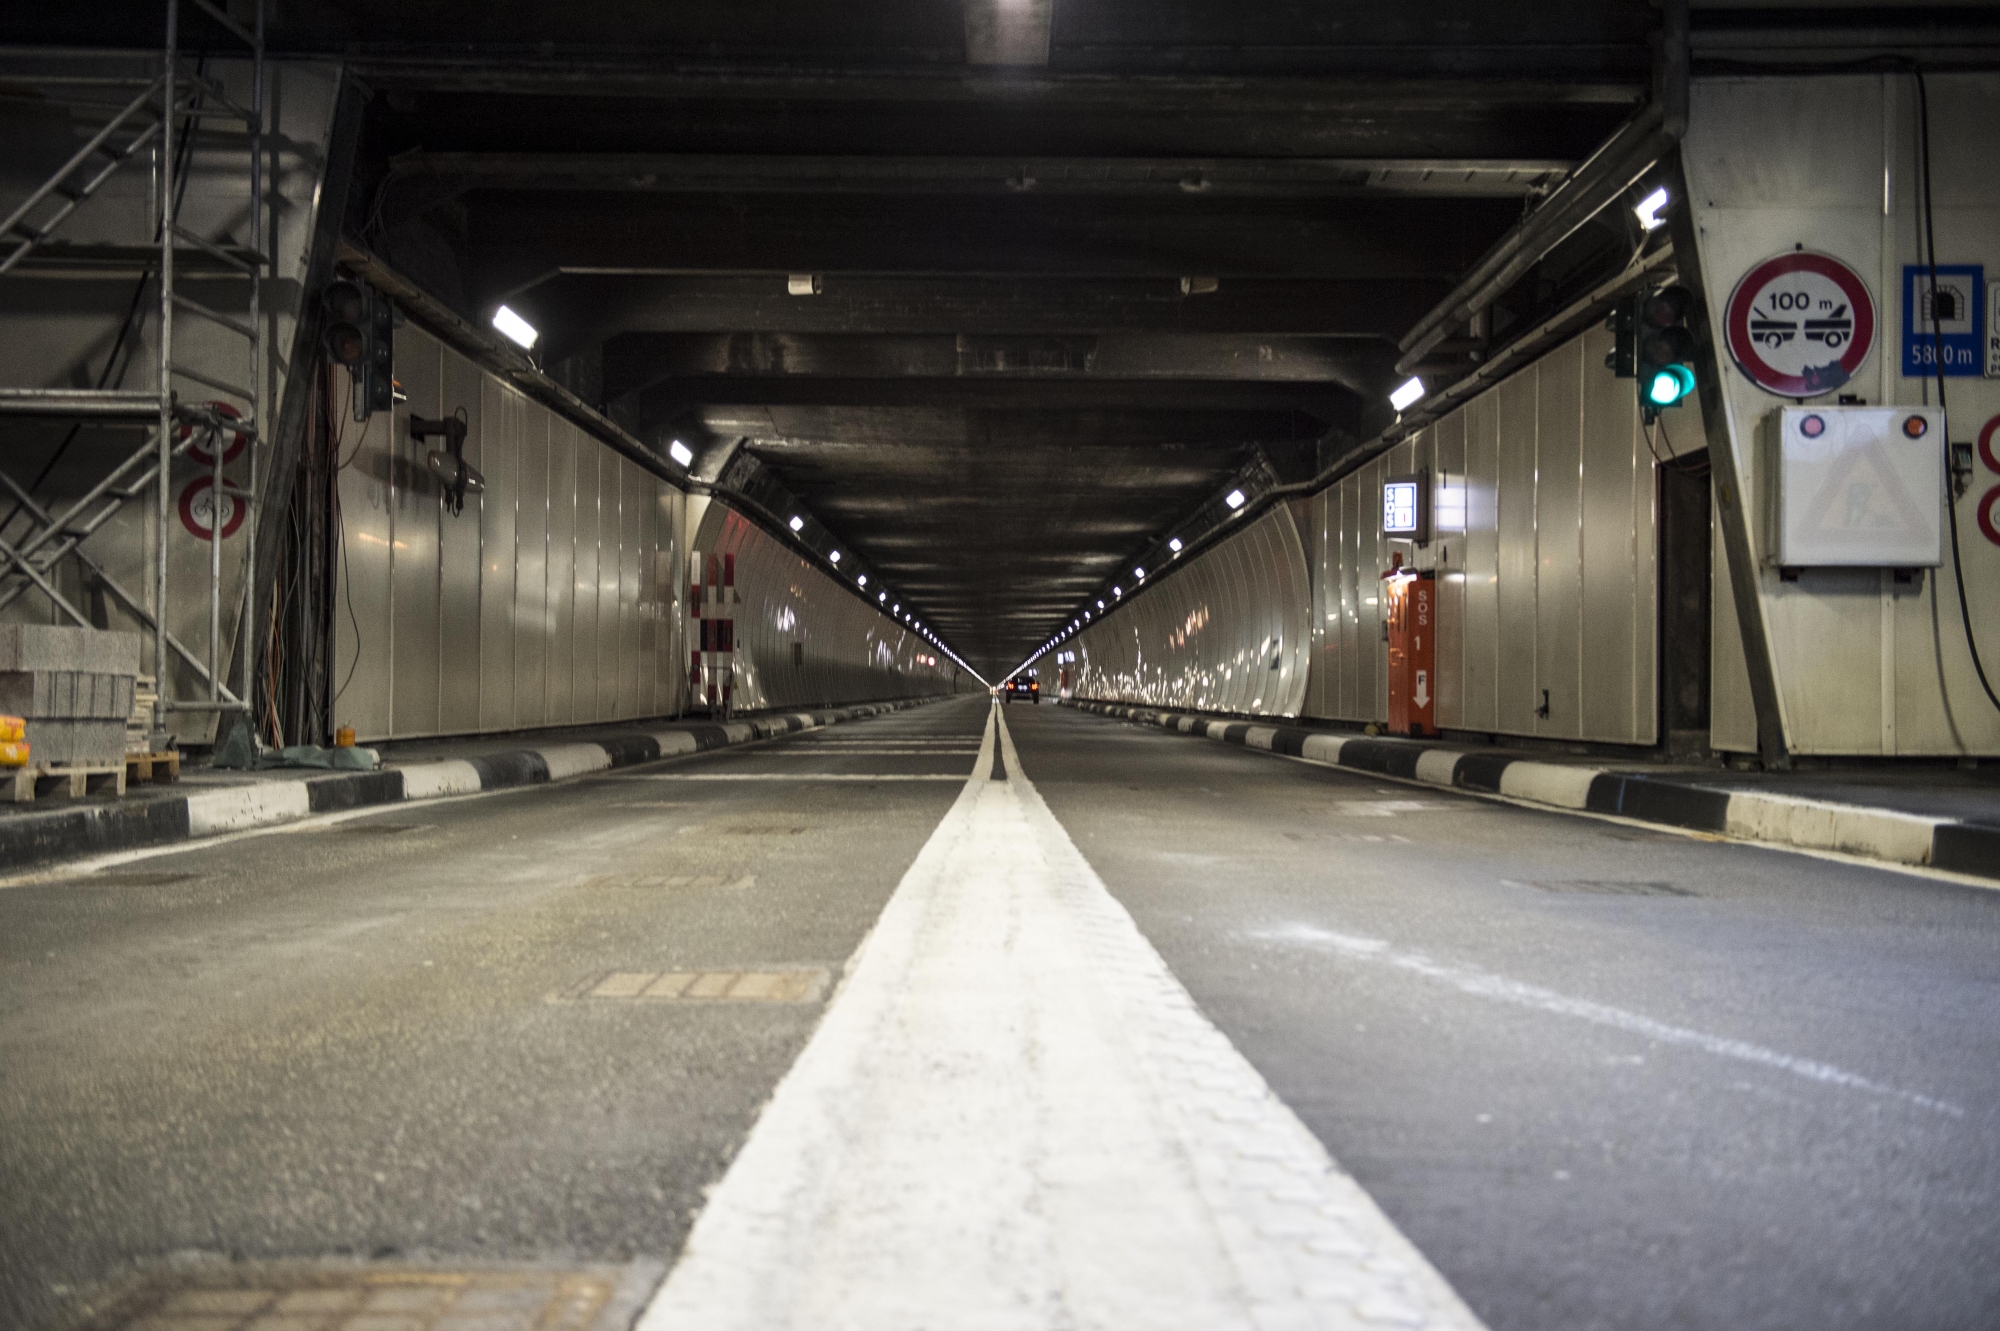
[322,276,394,422]
[1605,283,1697,425]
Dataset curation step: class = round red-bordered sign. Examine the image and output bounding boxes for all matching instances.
[1978,486,2000,549]
[1724,250,1876,398]
[1979,414,2000,475]
[177,478,243,540]
[177,401,249,466]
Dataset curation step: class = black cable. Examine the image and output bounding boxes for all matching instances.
[1916,69,2000,715]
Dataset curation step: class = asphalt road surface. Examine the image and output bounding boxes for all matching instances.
[3,694,1996,1331]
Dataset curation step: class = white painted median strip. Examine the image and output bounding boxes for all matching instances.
[1258,923,1962,1118]
[640,705,1487,1331]
[631,773,967,782]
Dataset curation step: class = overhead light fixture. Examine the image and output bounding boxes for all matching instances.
[893,604,900,613]
[1113,586,1122,597]
[491,305,538,349]
[1133,567,1145,580]
[668,439,694,467]
[1634,186,1670,231]
[1169,537,1182,553]
[858,573,868,586]
[1225,489,1246,510]
[1389,376,1426,412]
[829,550,841,563]
[788,515,805,532]
[1096,599,1105,609]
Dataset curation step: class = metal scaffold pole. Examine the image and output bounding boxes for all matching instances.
[0,0,268,753]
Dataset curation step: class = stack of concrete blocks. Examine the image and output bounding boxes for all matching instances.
[0,625,141,768]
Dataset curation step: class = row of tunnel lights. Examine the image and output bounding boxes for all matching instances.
[1016,337,1488,675]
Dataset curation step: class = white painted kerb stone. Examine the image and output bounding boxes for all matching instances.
[184,782,312,837]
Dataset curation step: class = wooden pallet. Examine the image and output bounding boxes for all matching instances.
[126,750,180,785]
[0,763,127,803]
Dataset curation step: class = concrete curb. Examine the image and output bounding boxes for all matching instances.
[1060,698,2000,882]
[0,698,949,871]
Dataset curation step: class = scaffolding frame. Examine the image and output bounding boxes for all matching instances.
[0,0,267,745]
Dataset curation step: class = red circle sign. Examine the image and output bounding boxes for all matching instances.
[1979,486,2000,548]
[178,401,249,465]
[1724,250,1876,398]
[1980,414,2000,475]
[177,478,243,539]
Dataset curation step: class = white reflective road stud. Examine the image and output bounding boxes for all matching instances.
[639,702,1486,1331]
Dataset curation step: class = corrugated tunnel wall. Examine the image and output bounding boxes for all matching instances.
[1068,506,1312,717]
[1069,320,1696,743]
[332,322,961,743]
[688,502,967,712]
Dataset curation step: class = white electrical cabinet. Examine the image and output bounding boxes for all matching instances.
[1767,406,1944,568]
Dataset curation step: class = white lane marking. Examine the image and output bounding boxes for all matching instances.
[626,773,967,782]
[639,704,1487,1331]
[1256,923,1962,1118]
[724,748,983,756]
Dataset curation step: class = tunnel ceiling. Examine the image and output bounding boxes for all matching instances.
[20,0,1755,678]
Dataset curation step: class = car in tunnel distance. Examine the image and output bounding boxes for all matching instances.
[1003,674,1041,704]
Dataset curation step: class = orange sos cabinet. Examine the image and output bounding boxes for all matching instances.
[1382,564,1435,736]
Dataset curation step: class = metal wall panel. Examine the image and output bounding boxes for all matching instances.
[1495,371,1540,735]
[511,404,549,730]
[1433,411,1467,729]
[1535,343,1585,739]
[390,334,442,738]
[1461,389,1501,731]
[476,376,518,732]
[1069,506,1309,716]
[571,438,600,721]
[1579,322,1646,743]
[544,421,577,724]
[686,503,959,711]
[619,460,645,716]
[438,351,486,735]
[1301,322,1667,745]
[333,408,395,739]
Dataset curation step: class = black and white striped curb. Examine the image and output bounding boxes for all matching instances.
[0,699,947,871]
[1061,698,2000,882]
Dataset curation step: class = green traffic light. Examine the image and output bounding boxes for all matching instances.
[1646,364,1695,406]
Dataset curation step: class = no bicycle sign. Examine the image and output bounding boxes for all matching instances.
[1725,250,1877,398]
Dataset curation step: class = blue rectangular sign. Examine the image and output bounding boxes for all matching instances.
[1903,264,1985,377]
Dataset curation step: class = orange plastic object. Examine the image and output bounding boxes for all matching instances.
[0,740,30,767]
[0,715,22,742]
[335,725,356,748]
